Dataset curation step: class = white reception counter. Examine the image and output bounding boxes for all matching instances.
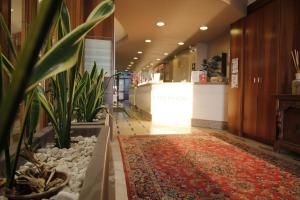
[129,82,228,129]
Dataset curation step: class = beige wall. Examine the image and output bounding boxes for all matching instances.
[207,31,230,59]
[169,51,196,82]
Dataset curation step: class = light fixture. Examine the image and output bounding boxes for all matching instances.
[200,26,208,31]
[133,57,138,60]
[130,62,134,64]
[137,51,143,54]
[178,42,184,46]
[146,65,150,68]
[150,63,154,66]
[128,64,132,67]
[125,69,128,72]
[164,52,168,56]
[11,9,14,12]
[156,58,161,61]
[145,39,152,43]
[156,21,165,27]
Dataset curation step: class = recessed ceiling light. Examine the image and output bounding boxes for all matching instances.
[178,42,184,46]
[156,58,161,61]
[200,26,208,31]
[11,9,14,12]
[130,62,134,64]
[164,52,168,56]
[146,65,150,68]
[128,64,132,67]
[133,57,138,60]
[150,63,154,66]
[145,39,152,43]
[137,51,143,54]
[156,21,165,27]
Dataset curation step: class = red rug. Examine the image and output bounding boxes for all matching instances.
[118,133,300,200]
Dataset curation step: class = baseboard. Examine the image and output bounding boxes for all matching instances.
[192,118,228,130]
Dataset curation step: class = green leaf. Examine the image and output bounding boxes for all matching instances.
[26,0,115,92]
[0,0,64,157]
[0,13,17,61]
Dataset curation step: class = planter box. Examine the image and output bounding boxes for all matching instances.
[0,124,114,200]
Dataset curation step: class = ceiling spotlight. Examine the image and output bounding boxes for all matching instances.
[156,58,161,61]
[178,42,184,46]
[150,63,154,66]
[130,62,134,64]
[156,21,165,27]
[164,52,168,56]
[125,70,128,72]
[200,26,208,31]
[137,51,143,54]
[146,65,150,68]
[128,64,132,67]
[133,57,138,60]
[145,39,152,43]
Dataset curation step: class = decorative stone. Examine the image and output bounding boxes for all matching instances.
[55,191,79,200]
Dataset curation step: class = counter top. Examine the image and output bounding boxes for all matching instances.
[136,82,228,87]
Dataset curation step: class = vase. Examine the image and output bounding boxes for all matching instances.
[292,73,300,95]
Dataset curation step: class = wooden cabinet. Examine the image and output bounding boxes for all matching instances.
[243,0,278,144]
[229,0,300,145]
[275,95,300,153]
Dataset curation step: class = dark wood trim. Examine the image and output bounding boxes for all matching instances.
[247,0,274,14]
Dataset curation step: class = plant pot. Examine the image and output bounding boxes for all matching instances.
[292,73,300,95]
[5,171,69,200]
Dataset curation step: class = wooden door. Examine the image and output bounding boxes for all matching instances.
[256,0,279,144]
[242,9,262,138]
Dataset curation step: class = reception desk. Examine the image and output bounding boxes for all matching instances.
[129,82,228,129]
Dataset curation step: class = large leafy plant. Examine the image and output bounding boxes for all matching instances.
[37,0,114,148]
[74,62,106,122]
[0,0,114,190]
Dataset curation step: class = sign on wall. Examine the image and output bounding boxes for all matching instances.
[231,58,239,88]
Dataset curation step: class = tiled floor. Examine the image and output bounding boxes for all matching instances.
[111,103,300,200]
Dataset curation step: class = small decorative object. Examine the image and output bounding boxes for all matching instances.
[199,70,207,84]
[291,49,300,95]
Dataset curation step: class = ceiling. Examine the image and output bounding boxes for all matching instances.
[115,0,247,72]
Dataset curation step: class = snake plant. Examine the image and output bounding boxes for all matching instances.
[74,62,106,122]
[0,0,114,189]
[37,0,114,148]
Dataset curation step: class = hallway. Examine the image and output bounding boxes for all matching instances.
[111,105,300,200]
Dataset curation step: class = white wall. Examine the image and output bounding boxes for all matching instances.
[192,84,228,122]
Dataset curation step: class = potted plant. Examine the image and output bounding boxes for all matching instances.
[0,0,114,198]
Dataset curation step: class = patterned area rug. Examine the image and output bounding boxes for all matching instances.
[118,132,300,200]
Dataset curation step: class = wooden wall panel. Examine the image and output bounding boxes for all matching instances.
[22,0,37,43]
[65,0,84,30]
[228,18,245,135]
[0,0,11,57]
[84,0,114,40]
[277,0,300,94]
